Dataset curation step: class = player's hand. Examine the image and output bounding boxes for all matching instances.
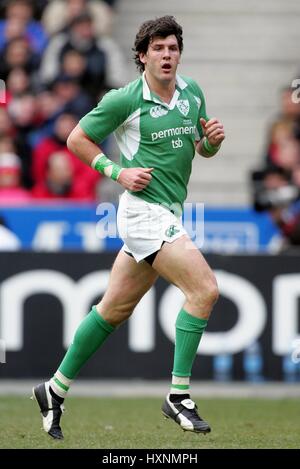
[200,118,225,147]
[117,167,154,191]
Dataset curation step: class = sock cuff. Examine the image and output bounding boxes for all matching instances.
[53,376,69,392]
[92,306,115,333]
[172,375,190,384]
[55,369,72,387]
[175,308,208,333]
[50,377,68,398]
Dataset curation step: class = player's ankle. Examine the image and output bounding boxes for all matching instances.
[49,385,64,404]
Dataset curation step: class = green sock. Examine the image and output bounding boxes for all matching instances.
[172,309,208,388]
[58,306,115,380]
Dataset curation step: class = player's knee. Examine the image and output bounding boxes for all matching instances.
[114,309,133,325]
[206,281,219,307]
[98,297,138,326]
[189,278,219,310]
[100,306,133,326]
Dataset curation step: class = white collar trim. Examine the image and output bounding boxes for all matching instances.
[142,72,188,109]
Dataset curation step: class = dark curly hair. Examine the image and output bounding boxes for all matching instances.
[133,16,183,73]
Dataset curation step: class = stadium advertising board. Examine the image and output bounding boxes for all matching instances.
[0,252,299,381]
[0,204,278,252]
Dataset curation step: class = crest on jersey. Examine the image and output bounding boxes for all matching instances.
[176,99,190,117]
[165,225,180,238]
[150,105,168,118]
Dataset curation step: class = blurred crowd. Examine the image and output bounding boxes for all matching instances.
[251,83,300,250]
[0,0,126,203]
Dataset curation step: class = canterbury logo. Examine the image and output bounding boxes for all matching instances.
[165,225,180,238]
[150,105,168,118]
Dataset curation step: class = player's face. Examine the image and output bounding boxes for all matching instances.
[140,35,181,83]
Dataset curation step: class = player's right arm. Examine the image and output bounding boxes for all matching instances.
[67,125,153,192]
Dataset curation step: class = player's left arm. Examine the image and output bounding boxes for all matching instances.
[195,117,225,158]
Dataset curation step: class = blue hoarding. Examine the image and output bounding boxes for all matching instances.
[0,203,280,252]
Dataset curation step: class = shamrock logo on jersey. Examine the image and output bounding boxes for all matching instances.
[165,225,180,238]
[176,99,190,117]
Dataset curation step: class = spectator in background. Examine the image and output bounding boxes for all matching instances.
[0,15,27,50]
[0,135,15,154]
[0,152,31,202]
[60,48,86,82]
[30,87,64,147]
[42,0,113,37]
[32,112,79,183]
[265,119,300,171]
[0,36,40,82]
[32,150,94,200]
[8,92,37,134]
[268,126,300,171]
[280,86,300,121]
[8,92,38,187]
[49,74,94,118]
[252,166,300,250]
[32,113,101,199]
[0,0,48,54]
[6,67,31,104]
[265,86,300,169]
[0,107,15,138]
[39,11,127,98]
[252,83,300,251]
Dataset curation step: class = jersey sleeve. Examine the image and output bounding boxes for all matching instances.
[79,88,131,143]
[197,88,209,140]
[184,77,209,141]
[195,86,209,141]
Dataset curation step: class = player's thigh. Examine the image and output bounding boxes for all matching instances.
[99,250,158,309]
[152,235,218,298]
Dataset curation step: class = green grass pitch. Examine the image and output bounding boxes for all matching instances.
[0,396,299,449]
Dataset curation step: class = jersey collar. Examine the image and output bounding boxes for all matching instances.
[142,72,188,110]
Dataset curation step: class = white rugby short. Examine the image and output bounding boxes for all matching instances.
[117,191,187,262]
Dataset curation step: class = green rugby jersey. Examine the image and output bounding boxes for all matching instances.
[79,73,208,213]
